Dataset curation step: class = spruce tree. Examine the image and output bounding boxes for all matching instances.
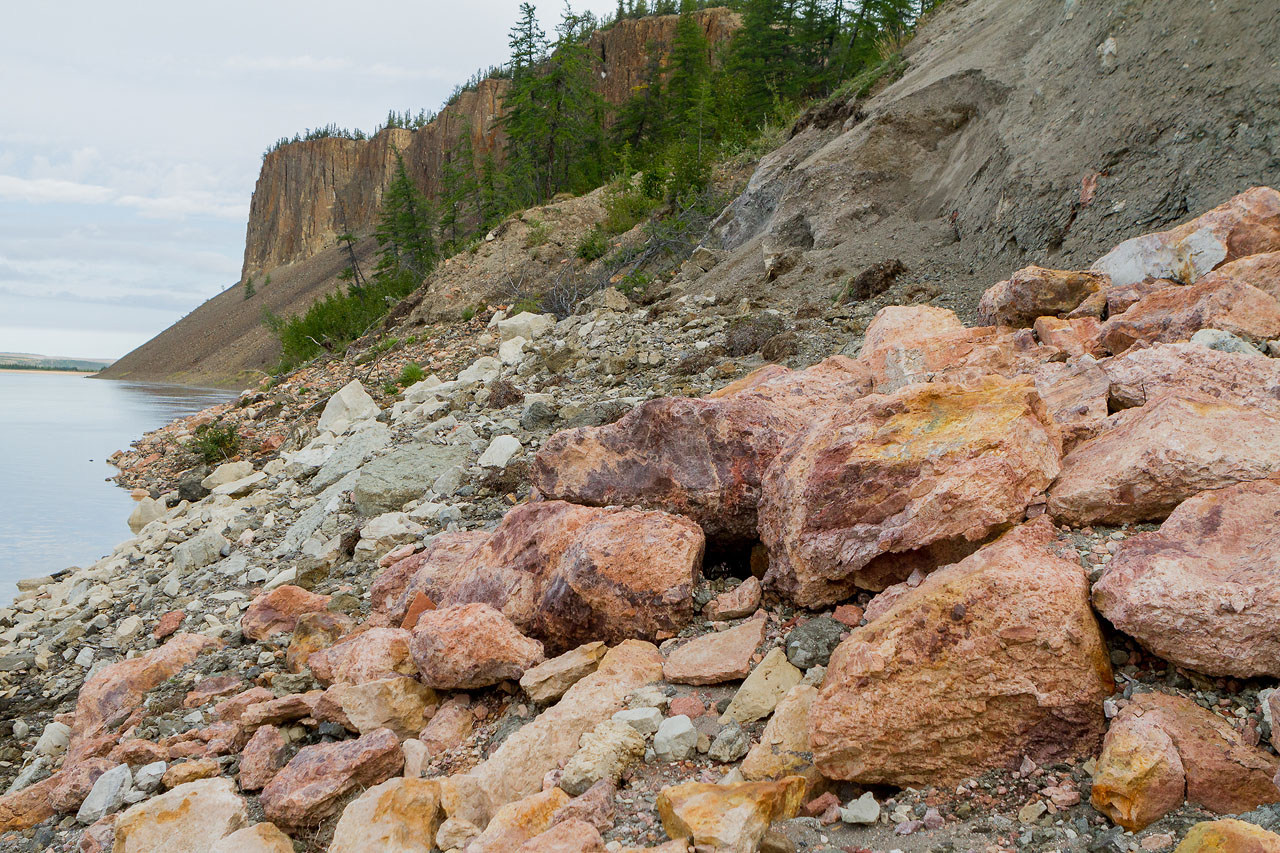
[374,153,437,279]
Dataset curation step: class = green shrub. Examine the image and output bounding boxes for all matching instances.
[525,218,549,247]
[399,362,425,386]
[243,277,256,300]
[461,306,476,322]
[382,380,400,396]
[191,421,240,465]
[512,296,542,314]
[576,227,610,262]
[602,180,660,235]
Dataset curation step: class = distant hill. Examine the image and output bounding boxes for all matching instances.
[0,352,114,372]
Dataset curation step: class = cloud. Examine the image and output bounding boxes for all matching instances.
[116,193,247,221]
[0,174,245,221]
[223,54,446,81]
[0,175,114,205]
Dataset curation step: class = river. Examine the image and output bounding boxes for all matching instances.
[0,371,236,604]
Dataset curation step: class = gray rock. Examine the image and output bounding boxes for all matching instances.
[784,617,846,669]
[708,722,750,763]
[76,763,131,824]
[0,653,34,672]
[133,761,167,793]
[653,715,697,762]
[612,707,664,737]
[178,466,211,502]
[172,528,230,574]
[353,443,469,515]
[1190,328,1265,356]
[840,792,880,825]
[520,400,557,431]
[276,470,360,556]
[311,423,392,490]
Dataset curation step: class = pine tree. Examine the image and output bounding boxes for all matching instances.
[727,0,802,125]
[439,123,479,251]
[374,153,437,279]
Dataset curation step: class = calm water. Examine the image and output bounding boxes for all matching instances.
[0,372,236,604]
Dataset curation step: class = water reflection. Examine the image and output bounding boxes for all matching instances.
[0,372,237,604]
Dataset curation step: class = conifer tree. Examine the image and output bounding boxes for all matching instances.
[374,153,437,279]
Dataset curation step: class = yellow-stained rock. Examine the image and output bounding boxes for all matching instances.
[656,777,806,853]
[1175,818,1280,852]
[209,822,294,853]
[465,788,570,853]
[1090,713,1186,831]
[321,676,438,738]
[329,777,441,853]
[115,778,249,853]
[740,684,820,794]
[720,648,802,725]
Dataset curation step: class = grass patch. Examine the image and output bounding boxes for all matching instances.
[191,421,241,465]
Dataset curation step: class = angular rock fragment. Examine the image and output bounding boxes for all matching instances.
[663,616,765,685]
[320,676,438,738]
[306,627,417,686]
[465,788,569,853]
[1048,394,1280,525]
[260,728,403,830]
[519,641,608,705]
[1101,341,1280,411]
[208,822,295,853]
[114,778,249,853]
[1175,819,1280,852]
[517,818,607,853]
[443,502,703,653]
[759,375,1061,606]
[329,777,441,853]
[977,265,1108,327]
[741,685,820,794]
[240,585,330,642]
[560,719,646,796]
[656,777,806,853]
[369,530,490,625]
[1099,274,1280,354]
[809,519,1113,786]
[720,648,802,725]
[410,603,545,689]
[238,725,288,791]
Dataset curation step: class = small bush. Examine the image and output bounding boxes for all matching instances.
[602,180,660,235]
[525,218,549,247]
[191,421,240,465]
[382,380,400,396]
[576,228,610,262]
[399,362,425,386]
[512,296,542,315]
[243,277,256,300]
[461,306,476,322]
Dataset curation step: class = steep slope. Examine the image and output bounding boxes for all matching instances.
[700,0,1280,317]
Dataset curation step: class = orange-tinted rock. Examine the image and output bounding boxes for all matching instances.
[532,358,871,542]
[307,627,416,686]
[656,777,806,853]
[320,676,438,738]
[410,603,544,690]
[209,822,295,853]
[240,586,330,642]
[1031,358,1112,448]
[858,305,965,366]
[1093,186,1280,287]
[442,502,704,654]
[1033,316,1105,358]
[183,675,246,709]
[1099,275,1280,355]
[978,266,1108,327]
[1203,249,1280,301]
[162,757,220,788]
[153,609,185,639]
[518,818,606,853]
[702,577,762,620]
[759,376,1062,606]
[663,616,765,685]
[329,777,441,853]
[1092,692,1280,830]
[1175,819,1280,852]
[419,695,474,753]
[1102,342,1280,411]
[214,687,275,723]
[465,788,570,853]
[240,692,322,731]
[113,778,248,853]
[809,519,1112,786]
[741,684,821,794]
[0,771,61,832]
[73,634,221,740]
[284,611,354,673]
[369,530,491,625]
[109,739,168,766]
[49,757,114,812]
[239,725,289,791]
[1094,478,1280,678]
[260,727,403,830]
[1048,394,1280,525]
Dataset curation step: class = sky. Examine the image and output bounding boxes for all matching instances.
[0,0,618,361]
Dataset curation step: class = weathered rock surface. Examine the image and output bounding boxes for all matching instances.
[517,818,607,853]
[977,265,1108,327]
[418,696,474,754]
[465,788,569,853]
[307,627,417,686]
[1099,274,1280,354]
[1102,342,1280,410]
[370,530,490,625]
[1048,394,1280,525]
[317,380,380,435]
[1091,692,1280,830]
[809,519,1113,786]
[702,577,762,620]
[560,719,646,796]
[720,648,802,725]
[532,358,871,541]
[740,685,820,794]
[352,443,469,516]
[759,375,1061,606]
[656,777,806,853]
[113,778,249,853]
[442,501,703,653]
[240,585,330,642]
[519,641,607,705]
[663,616,765,685]
[260,727,404,829]
[238,725,288,791]
[1175,819,1280,852]
[329,777,441,853]
[1092,186,1280,287]
[284,610,354,673]
[321,676,438,737]
[411,603,543,690]
[1093,478,1280,677]
[208,822,295,853]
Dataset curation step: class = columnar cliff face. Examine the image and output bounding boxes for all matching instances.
[241,8,740,280]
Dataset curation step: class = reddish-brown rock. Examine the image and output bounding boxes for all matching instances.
[260,727,404,830]
[153,609,185,639]
[370,530,491,625]
[183,675,246,709]
[1033,316,1105,358]
[517,818,606,853]
[663,616,766,685]
[239,725,289,791]
[702,577,762,620]
[977,266,1109,327]
[284,611,354,673]
[442,502,704,653]
[0,771,62,832]
[809,519,1113,786]
[1102,342,1280,411]
[240,692,322,731]
[1093,186,1280,287]
[240,586,331,642]
[410,603,545,689]
[1047,394,1280,525]
[214,687,275,723]
[531,358,871,542]
[73,633,221,739]
[419,695,475,753]
[1093,478,1280,678]
[1099,275,1280,355]
[1106,277,1175,315]
[1092,692,1280,830]
[306,627,417,686]
[759,375,1062,606]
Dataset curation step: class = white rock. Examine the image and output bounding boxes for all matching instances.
[478,435,522,469]
[263,568,297,590]
[201,461,255,491]
[75,647,95,668]
[1190,328,1265,356]
[456,356,501,387]
[77,763,131,823]
[497,311,556,343]
[653,715,697,762]
[134,761,167,793]
[11,720,29,739]
[840,792,880,825]
[34,721,70,756]
[172,529,230,574]
[211,472,267,497]
[353,512,426,560]
[317,380,381,435]
[612,707,663,738]
[498,336,528,365]
[116,615,143,642]
[128,497,166,535]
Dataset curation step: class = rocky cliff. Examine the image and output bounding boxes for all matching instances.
[241,8,740,280]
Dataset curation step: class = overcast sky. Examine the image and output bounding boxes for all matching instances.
[0,0,618,360]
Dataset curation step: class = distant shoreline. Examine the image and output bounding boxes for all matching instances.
[0,367,98,375]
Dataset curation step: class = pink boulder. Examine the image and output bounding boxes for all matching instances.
[260,727,403,830]
[410,603,545,690]
[240,585,331,642]
[306,627,417,686]
[369,530,491,626]
[1099,274,1280,355]
[977,265,1108,327]
[1102,341,1280,411]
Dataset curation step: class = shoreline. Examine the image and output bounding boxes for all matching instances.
[0,368,99,375]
